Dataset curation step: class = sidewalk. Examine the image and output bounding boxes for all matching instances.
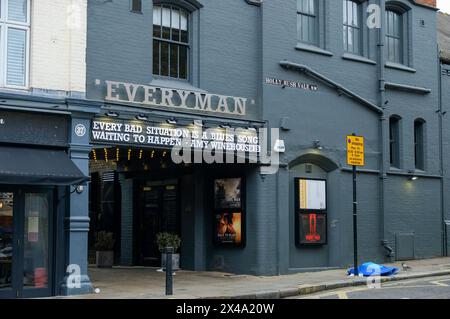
[66,257,450,299]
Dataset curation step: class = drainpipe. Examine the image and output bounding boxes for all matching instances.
[438,47,447,257]
[377,0,392,260]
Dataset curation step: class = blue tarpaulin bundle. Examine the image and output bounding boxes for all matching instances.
[347,262,399,277]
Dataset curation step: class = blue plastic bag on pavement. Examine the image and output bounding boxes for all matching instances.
[347,262,399,277]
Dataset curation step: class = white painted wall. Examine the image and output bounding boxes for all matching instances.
[30,0,86,94]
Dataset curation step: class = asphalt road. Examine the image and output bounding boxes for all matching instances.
[292,275,450,299]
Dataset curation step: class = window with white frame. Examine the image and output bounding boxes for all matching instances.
[153,4,189,80]
[0,0,30,88]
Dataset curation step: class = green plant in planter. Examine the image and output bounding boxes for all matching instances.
[156,232,181,253]
[94,231,115,251]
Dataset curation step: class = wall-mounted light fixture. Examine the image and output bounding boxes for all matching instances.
[106,111,119,118]
[193,120,203,127]
[219,123,231,129]
[408,170,419,181]
[70,185,85,195]
[313,140,323,150]
[166,118,178,125]
[135,114,148,121]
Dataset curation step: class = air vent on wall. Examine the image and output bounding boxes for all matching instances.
[102,172,115,183]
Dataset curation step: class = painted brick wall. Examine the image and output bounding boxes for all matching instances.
[30,0,87,95]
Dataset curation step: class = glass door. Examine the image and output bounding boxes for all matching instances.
[0,192,15,298]
[20,191,53,298]
[0,189,53,299]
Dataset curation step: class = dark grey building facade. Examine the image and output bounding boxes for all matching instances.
[80,0,447,293]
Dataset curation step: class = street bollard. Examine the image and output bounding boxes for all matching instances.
[165,246,174,296]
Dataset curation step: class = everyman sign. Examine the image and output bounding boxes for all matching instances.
[101,80,249,116]
[346,135,365,166]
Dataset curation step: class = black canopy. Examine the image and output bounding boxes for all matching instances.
[0,146,89,186]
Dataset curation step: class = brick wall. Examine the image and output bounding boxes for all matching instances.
[416,0,437,7]
[30,0,87,94]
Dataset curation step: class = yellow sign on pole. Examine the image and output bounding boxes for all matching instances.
[347,135,365,166]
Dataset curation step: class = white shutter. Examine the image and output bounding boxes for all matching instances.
[6,27,26,87]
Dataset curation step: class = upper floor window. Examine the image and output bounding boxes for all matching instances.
[343,0,361,55]
[0,0,30,88]
[131,0,142,13]
[153,4,189,80]
[386,9,403,64]
[389,115,401,168]
[297,0,318,45]
[414,119,425,171]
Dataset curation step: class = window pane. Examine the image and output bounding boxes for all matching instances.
[179,46,187,79]
[343,0,348,24]
[0,193,13,290]
[394,38,401,63]
[162,6,171,28]
[308,16,315,44]
[7,28,26,87]
[388,12,394,35]
[348,27,354,53]
[153,40,160,75]
[160,41,169,76]
[170,44,178,78]
[302,15,309,42]
[308,0,315,15]
[353,27,359,54]
[171,8,180,29]
[8,0,27,23]
[297,0,303,12]
[353,2,358,27]
[23,193,49,289]
[180,10,188,43]
[153,6,161,38]
[153,5,161,26]
[297,15,303,42]
[180,10,188,31]
[171,8,180,41]
[347,1,352,26]
[343,26,347,51]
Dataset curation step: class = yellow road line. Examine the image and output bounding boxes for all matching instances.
[337,292,349,299]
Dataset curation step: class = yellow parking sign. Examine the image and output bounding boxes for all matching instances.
[347,135,365,166]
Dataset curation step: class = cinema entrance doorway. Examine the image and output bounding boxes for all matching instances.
[88,146,188,267]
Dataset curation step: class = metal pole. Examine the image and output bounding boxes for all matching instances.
[165,247,173,296]
[353,163,359,276]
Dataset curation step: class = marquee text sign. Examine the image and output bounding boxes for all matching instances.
[91,119,261,153]
[102,80,249,116]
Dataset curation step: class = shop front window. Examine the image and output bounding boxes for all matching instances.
[153,4,189,80]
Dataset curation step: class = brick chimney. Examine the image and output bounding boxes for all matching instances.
[415,0,437,7]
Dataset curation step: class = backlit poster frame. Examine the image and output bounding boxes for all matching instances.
[294,178,328,246]
[213,177,246,248]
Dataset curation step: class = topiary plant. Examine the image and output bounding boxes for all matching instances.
[94,231,115,251]
[156,232,181,253]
